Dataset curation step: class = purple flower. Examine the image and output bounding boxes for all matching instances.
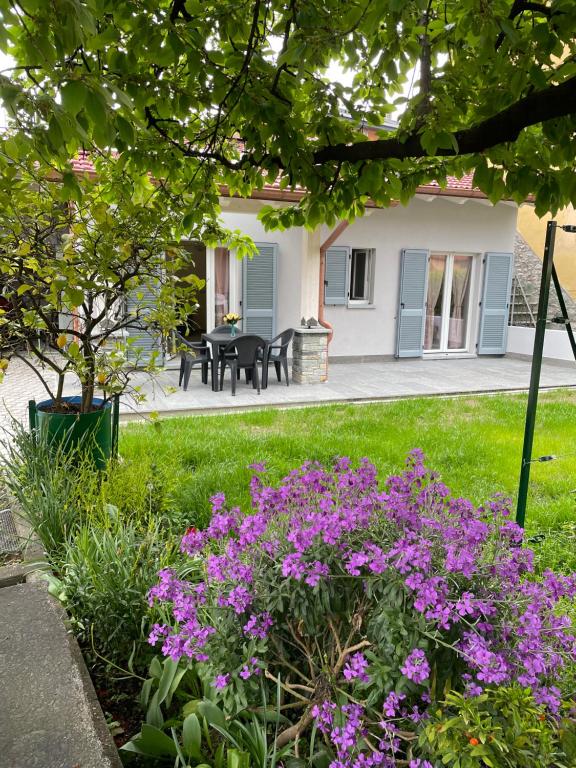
[400,649,430,684]
[212,673,230,690]
[225,585,253,614]
[305,560,330,586]
[343,652,370,683]
[148,623,169,646]
[239,657,262,680]
[243,612,273,639]
[181,526,206,555]
[311,700,337,734]
[383,691,405,717]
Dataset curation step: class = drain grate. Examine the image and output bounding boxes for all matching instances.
[0,508,20,555]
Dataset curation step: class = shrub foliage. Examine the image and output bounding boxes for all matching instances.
[148,452,576,766]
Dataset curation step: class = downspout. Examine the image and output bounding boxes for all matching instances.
[319,220,350,345]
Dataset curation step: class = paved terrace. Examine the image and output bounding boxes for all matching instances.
[1,355,575,429]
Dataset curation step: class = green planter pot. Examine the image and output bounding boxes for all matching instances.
[29,396,112,470]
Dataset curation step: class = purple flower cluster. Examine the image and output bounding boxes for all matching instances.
[148,451,576,720]
[400,649,430,684]
[343,652,370,683]
[312,701,434,768]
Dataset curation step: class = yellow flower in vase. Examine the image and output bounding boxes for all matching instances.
[223,312,242,336]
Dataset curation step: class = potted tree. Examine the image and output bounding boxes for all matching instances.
[0,157,207,467]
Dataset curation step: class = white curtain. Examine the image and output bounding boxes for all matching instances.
[424,256,445,349]
[214,248,229,326]
[448,256,472,348]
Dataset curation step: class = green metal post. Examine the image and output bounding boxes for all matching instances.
[28,400,36,436]
[551,265,576,361]
[112,394,120,460]
[516,220,557,527]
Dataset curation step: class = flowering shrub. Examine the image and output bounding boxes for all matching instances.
[148,451,576,764]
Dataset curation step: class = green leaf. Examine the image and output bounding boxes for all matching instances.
[121,724,178,757]
[61,81,88,115]
[85,90,108,127]
[182,713,202,757]
[146,690,164,728]
[157,657,180,705]
[116,114,134,145]
[198,700,227,729]
[182,698,203,717]
[47,116,64,150]
[149,656,163,679]
[139,677,154,708]
[67,341,80,358]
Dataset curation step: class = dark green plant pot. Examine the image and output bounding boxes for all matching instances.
[29,396,112,470]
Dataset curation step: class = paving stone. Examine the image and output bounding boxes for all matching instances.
[1,352,575,426]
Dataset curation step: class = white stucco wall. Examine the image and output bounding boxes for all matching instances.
[322,197,518,357]
[507,325,575,361]
[220,196,518,357]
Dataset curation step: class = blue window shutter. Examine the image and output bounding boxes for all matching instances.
[242,243,277,339]
[125,277,165,365]
[324,246,349,305]
[478,252,513,355]
[396,249,429,358]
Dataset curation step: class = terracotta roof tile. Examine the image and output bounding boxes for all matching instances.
[69,155,483,200]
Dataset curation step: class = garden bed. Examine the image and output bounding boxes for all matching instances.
[2,392,576,766]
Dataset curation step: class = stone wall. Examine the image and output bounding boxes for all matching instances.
[513,232,576,325]
[292,328,329,384]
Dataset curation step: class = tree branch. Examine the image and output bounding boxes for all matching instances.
[496,0,557,50]
[313,74,576,165]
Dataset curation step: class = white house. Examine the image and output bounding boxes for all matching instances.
[72,157,518,364]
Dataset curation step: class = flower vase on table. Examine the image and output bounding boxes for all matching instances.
[222,312,242,336]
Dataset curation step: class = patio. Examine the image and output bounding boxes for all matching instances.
[1,354,575,429]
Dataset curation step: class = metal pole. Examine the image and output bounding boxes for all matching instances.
[516,220,557,527]
[28,400,36,440]
[551,265,576,361]
[112,394,120,460]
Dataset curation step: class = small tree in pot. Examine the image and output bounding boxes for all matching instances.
[0,156,250,463]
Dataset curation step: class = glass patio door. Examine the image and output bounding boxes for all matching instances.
[424,254,473,352]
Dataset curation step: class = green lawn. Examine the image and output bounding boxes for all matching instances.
[119,389,576,533]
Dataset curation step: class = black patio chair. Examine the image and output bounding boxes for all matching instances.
[219,335,265,395]
[175,332,211,390]
[260,328,294,388]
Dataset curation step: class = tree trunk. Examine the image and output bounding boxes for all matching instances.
[81,347,96,413]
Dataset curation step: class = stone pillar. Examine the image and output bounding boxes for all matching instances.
[292,327,330,384]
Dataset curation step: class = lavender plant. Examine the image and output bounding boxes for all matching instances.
[147,451,576,765]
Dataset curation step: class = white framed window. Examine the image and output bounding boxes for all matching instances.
[349,248,375,305]
[423,252,478,353]
[324,246,375,307]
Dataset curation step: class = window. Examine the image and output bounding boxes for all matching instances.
[324,246,375,306]
[349,248,374,303]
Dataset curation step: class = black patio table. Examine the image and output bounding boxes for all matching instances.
[202,330,250,391]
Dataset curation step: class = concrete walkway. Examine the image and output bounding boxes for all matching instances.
[0,582,122,768]
[1,355,575,428]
